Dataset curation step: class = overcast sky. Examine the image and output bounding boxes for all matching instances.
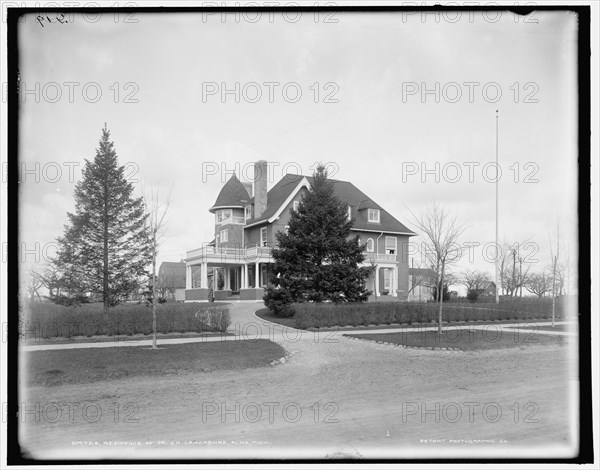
[17,9,579,291]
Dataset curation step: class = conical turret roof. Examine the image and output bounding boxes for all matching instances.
[209,174,251,212]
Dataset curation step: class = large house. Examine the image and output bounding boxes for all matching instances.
[183,160,417,301]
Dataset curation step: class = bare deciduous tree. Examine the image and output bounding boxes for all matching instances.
[409,201,466,334]
[497,240,532,297]
[146,186,172,349]
[25,265,44,302]
[460,269,491,291]
[524,272,553,298]
[549,223,561,327]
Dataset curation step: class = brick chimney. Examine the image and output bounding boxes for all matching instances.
[254,160,268,218]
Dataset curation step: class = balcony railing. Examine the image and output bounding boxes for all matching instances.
[365,252,397,263]
[185,246,396,264]
[185,245,273,262]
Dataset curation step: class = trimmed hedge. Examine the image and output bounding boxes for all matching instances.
[293,299,570,329]
[20,302,230,340]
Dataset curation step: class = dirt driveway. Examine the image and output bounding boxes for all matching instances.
[20,302,578,460]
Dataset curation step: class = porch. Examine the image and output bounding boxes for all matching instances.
[182,245,402,301]
[183,245,273,302]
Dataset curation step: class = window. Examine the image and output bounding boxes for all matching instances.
[366,238,375,252]
[216,209,231,224]
[260,227,268,247]
[284,225,290,234]
[384,269,391,291]
[368,209,380,223]
[220,229,228,243]
[293,200,300,212]
[385,236,397,254]
[244,205,252,219]
[347,206,352,221]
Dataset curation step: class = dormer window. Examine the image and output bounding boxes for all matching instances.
[368,209,380,223]
[244,205,252,219]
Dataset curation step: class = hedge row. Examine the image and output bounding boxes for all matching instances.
[293,299,569,329]
[20,302,230,340]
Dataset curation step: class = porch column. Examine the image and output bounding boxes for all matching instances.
[201,262,208,288]
[244,264,249,288]
[255,262,260,288]
[186,265,192,289]
[374,266,380,295]
[224,267,229,290]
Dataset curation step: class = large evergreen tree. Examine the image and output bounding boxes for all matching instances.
[53,125,151,313]
[264,165,371,316]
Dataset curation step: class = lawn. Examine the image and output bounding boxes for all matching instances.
[25,339,287,387]
[25,330,234,345]
[508,323,577,333]
[345,327,569,351]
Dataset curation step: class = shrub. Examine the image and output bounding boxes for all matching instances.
[263,289,295,317]
[292,298,569,329]
[467,289,479,303]
[20,302,231,341]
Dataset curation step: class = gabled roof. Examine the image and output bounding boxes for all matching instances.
[244,173,417,236]
[209,174,251,213]
[158,262,186,282]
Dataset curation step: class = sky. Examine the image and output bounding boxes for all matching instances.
[15,8,580,293]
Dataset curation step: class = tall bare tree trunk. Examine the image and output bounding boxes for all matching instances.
[152,236,157,349]
[551,254,557,327]
[438,263,445,335]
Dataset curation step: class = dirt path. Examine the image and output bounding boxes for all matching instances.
[20,302,578,460]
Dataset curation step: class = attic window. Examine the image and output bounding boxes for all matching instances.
[245,205,252,219]
[368,209,380,223]
[293,200,300,212]
[347,206,352,221]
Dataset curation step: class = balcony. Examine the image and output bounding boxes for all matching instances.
[185,245,273,264]
[365,252,397,263]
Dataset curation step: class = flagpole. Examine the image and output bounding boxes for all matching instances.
[495,110,500,304]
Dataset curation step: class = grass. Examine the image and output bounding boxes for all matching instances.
[20,302,231,341]
[508,323,577,333]
[297,319,565,332]
[346,327,569,351]
[25,339,287,387]
[291,298,569,329]
[24,330,234,345]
